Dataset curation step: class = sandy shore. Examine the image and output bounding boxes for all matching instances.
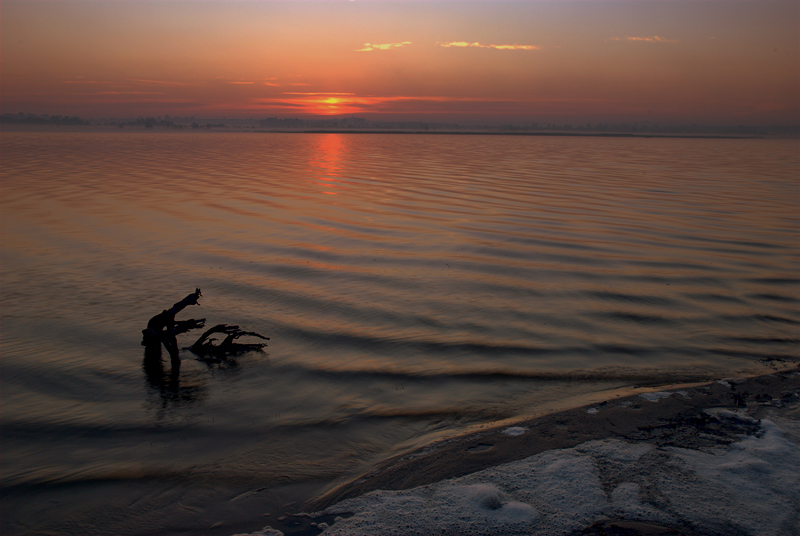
[241,368,799,536]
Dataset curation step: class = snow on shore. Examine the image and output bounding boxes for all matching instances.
[238,411,799,536]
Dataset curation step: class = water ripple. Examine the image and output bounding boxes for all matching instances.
[2,132,798,528]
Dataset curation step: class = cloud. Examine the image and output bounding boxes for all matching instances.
[60,80,110,85]
[249,94,607,117]
[357,41,411,52]
[282,92,356,96]
[608,36,678,44]
[129,79,190,87]
[440,42,539,50]
[95,91,165,96]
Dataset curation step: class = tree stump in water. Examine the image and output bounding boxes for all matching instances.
[141,288,268,360]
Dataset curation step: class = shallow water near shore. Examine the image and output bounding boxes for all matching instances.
[1,131,798,535]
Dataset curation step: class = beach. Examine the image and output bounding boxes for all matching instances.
[247,368,799,536]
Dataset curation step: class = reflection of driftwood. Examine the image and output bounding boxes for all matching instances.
[190,324,269,357]
[141,288,268,360]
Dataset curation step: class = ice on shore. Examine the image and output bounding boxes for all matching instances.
[239,529,284,536]
[638,391,673,402]
[501,426,527,437]
[237,416,798,536]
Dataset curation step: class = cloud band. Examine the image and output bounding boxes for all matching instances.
[440,41,539,50]
[357,41,412,52]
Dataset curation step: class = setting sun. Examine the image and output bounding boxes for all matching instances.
[321,97,345,115]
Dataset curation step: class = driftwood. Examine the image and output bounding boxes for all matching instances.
[190,323,270,357]
[141,288,268,360]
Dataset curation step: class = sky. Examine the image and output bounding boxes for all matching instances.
[1,0,798,125]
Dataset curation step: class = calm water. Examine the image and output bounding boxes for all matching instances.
[1,131,798,535]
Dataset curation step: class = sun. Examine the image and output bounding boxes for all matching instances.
[272,92,384,116]
[316,97,348,115]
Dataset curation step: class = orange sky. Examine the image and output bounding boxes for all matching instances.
[1,0,798,124]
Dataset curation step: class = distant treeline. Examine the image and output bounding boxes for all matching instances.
[258,116,460,131]
[233,116,800,136]
[1,113,88,125]
[498,122,800,136]
[2,112,797,136]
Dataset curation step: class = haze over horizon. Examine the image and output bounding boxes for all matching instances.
[2,0,798,126]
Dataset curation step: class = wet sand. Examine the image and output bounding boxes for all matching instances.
[251,368,799,536]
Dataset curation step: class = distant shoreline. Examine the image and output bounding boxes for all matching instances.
[276,129,761,139]
[0,124,771,139]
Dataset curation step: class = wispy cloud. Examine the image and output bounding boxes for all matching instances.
[60,79,110,85]
[608,36,679,44]
[282,92,356,96]
[440,42,539,50]
[249,94,605,117]
[129,79,189,86]
[95,91,165,96]
[219,77,280,87]
[357,41,411,52]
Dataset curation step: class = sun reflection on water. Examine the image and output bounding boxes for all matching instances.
[310,133,346,195]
